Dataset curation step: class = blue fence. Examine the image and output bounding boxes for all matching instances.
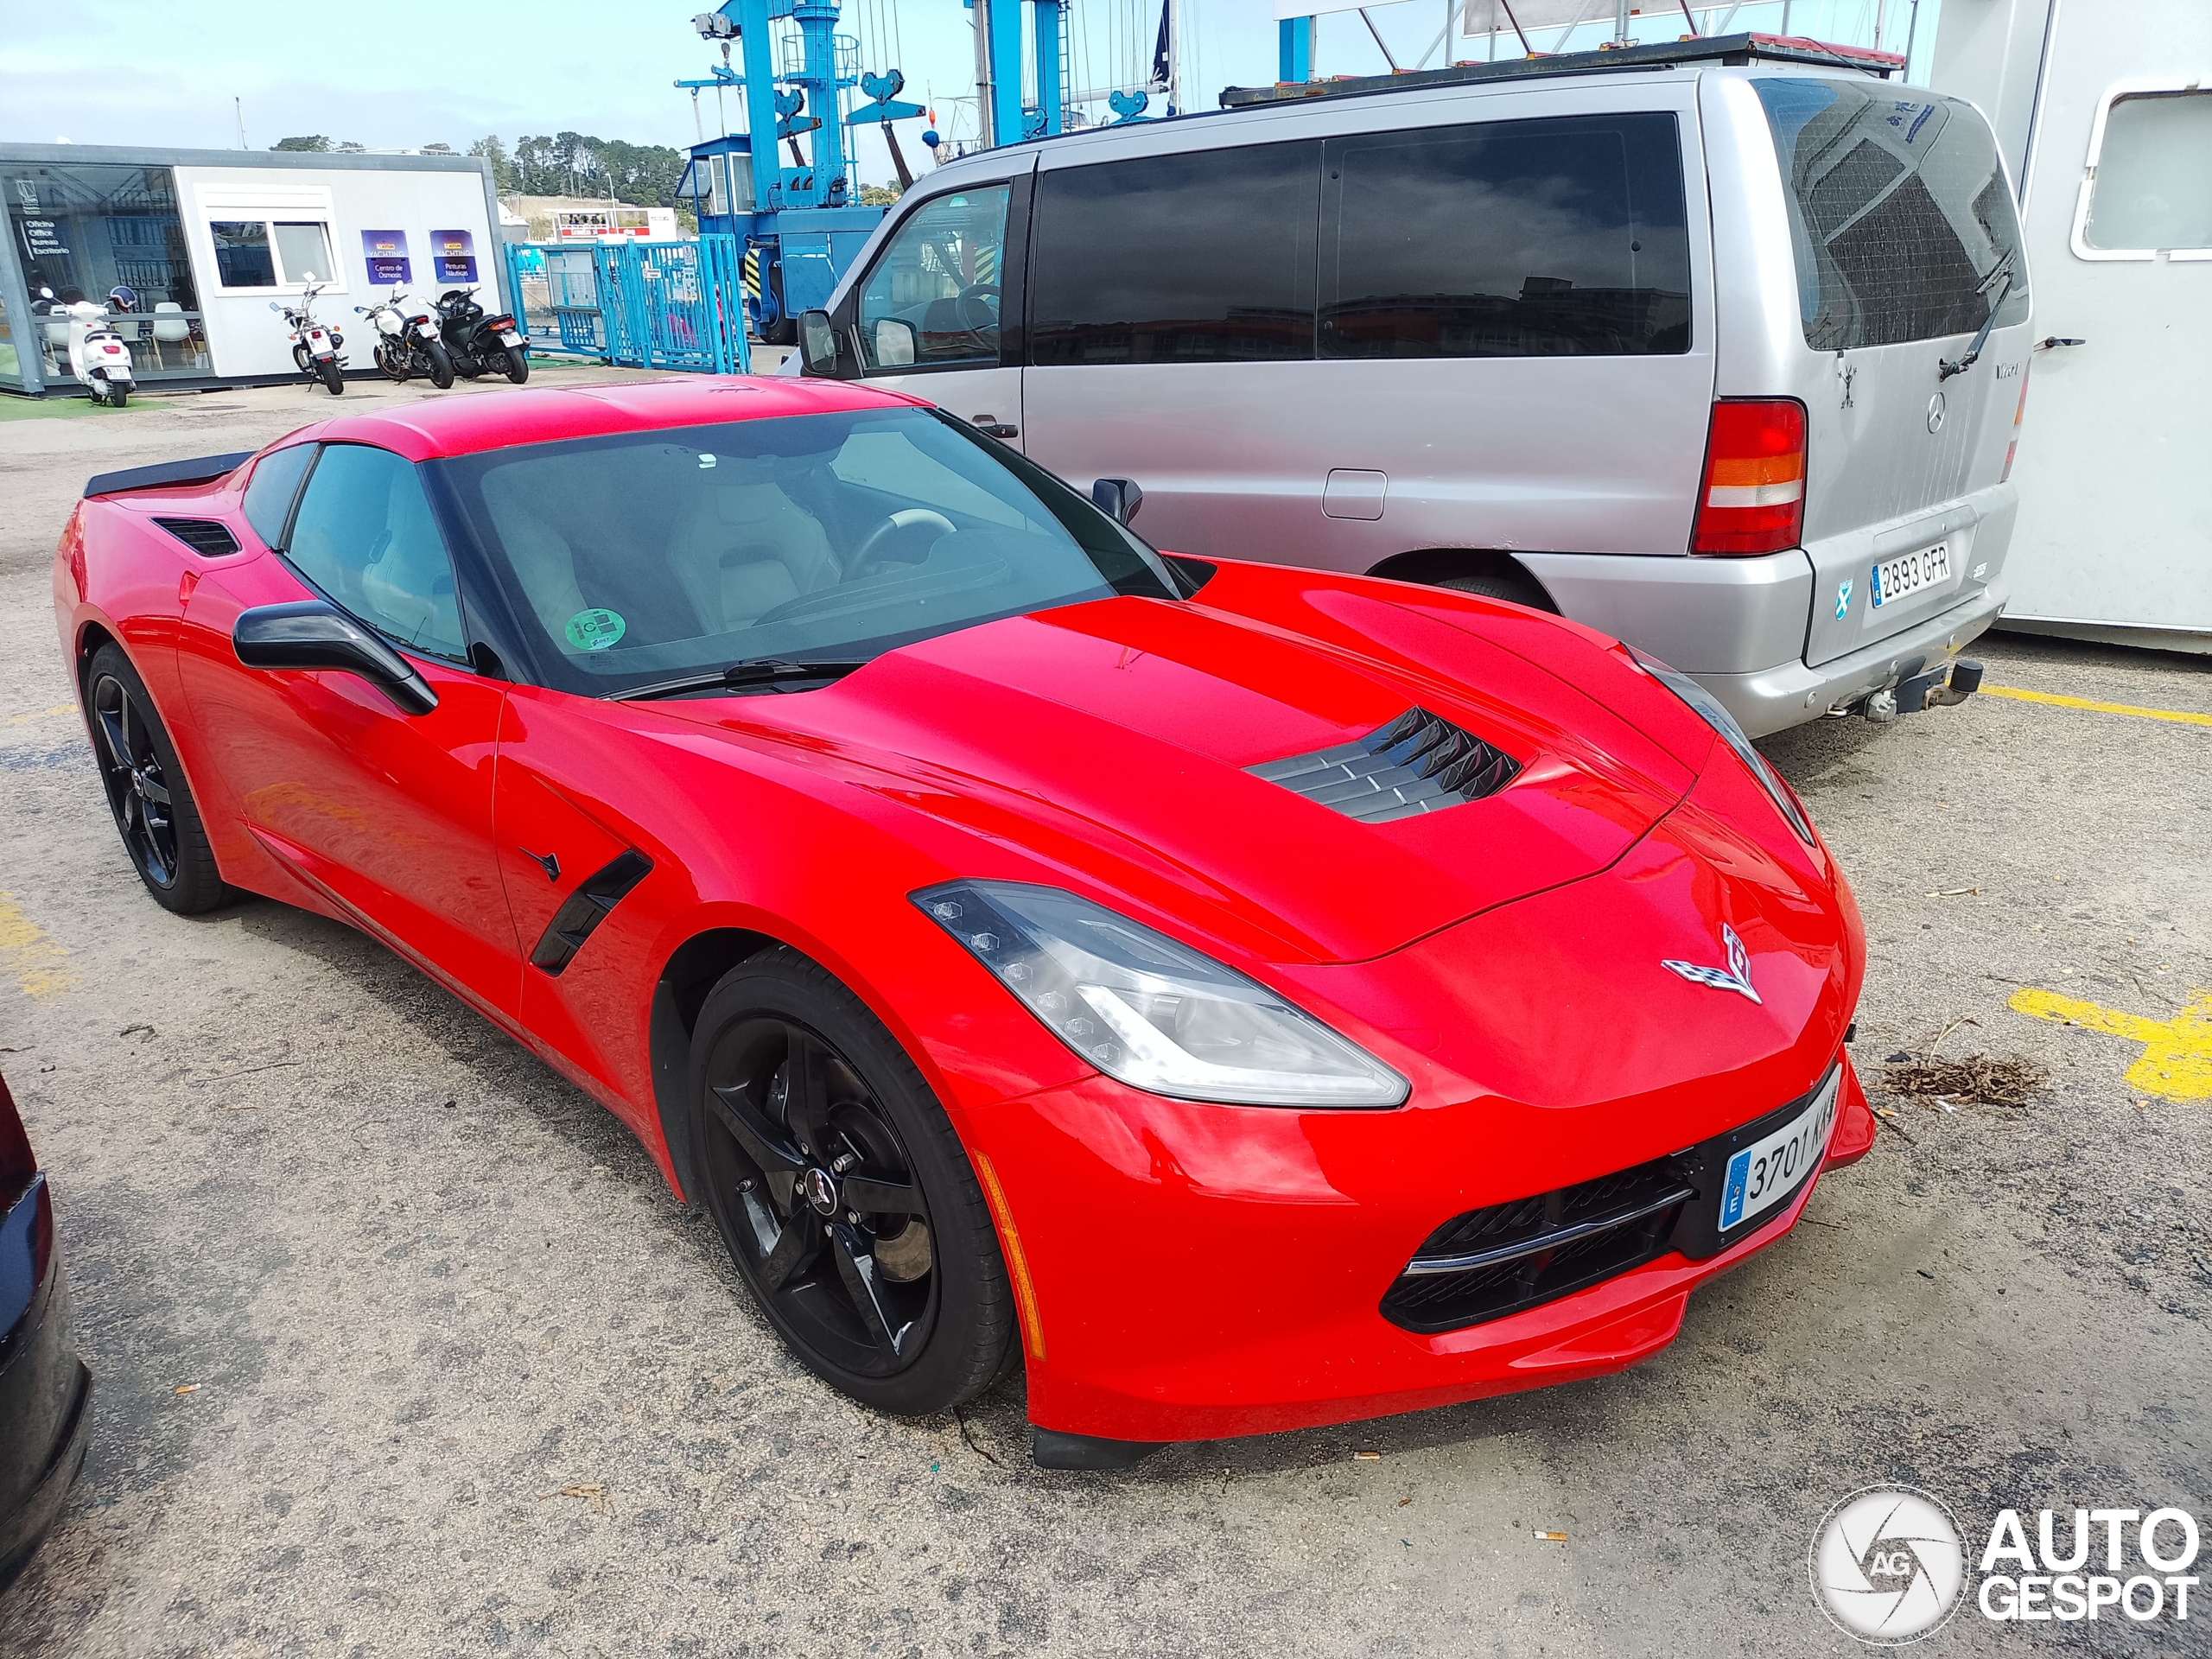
[505,236,752,374]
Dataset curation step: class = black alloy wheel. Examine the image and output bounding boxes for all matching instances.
[85,644,229,914]
[690,949,1016,1414]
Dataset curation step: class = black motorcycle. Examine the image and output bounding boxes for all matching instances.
[434,286,528,384]
[356,287,454,388]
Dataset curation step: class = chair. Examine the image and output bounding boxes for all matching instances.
[153,303,190,369]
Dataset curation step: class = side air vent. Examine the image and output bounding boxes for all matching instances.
[153,518,242,557]
[1247,707,1520,824]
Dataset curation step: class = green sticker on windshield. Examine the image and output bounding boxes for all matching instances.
[565,607,626,652]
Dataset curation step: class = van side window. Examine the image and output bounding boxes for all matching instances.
[855,185,1012,372]
[1754,80,2028,349]
[1320,113,1691,359]
[1028,142,1320,365]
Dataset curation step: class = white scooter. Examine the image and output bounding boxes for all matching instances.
[37,287,137,407]
[273,274,346,395]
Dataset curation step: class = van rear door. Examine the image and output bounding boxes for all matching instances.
[1744,78,2033,668]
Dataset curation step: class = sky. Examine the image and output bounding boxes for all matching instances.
[0,0,1926,189]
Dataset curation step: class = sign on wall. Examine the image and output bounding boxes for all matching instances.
[361,229,411,285]
[430,228,477,283]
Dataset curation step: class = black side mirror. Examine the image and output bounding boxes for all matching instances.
[798,309,840,376]
[1091,478,1143,526]
[233,601,439,715]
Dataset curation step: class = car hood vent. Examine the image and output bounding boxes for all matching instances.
[153,518,241,557]
[1247,706,1521,823]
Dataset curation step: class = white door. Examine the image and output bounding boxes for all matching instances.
[1994,4,2212,646]
[843,176,1026,454]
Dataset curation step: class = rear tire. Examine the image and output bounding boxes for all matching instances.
[1439,568,1558,613]
[424,340,455,389]
[502,345,529,384]
[107,384,127,409]
[318,357,344,395]
[688,947,1016,1416]
[85,644,231,914]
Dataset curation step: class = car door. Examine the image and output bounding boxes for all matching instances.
[832,169,1030,450]
[175,442,521,1020]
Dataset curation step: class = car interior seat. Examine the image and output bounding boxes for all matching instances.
[668,477,841,632]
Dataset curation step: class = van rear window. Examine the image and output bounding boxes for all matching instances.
[1755,79,2029,350]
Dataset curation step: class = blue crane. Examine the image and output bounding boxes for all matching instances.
[677,0,920,343]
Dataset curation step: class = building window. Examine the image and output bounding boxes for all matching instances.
[211,220,276,286]
[2082,90,2212,254]
[210,219,336,287]
[4,162,206,381]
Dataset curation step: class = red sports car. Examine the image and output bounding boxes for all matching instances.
[52,378,1872,1468]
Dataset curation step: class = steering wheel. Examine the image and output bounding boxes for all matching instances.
[851,507,957,571]
[951,283,1001,338]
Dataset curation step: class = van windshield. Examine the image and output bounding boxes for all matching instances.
[1755,79,2029,351]
[434,407,1178,697]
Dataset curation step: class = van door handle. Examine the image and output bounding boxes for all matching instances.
[969,415,1019,440]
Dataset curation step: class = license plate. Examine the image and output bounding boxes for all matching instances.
[1870,541,1951,608]
[1718,1069,1840,1231]
[498,330,522,346]
[416,321,438,337]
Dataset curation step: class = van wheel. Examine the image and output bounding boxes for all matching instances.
[1440,569,1557,613]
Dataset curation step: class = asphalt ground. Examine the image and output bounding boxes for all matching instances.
[0,374,2205,1657]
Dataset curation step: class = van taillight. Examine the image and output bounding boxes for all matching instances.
[1691,399,1807,556]
[2002,365,2031,482]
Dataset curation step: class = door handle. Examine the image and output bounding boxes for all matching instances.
[970,415,1019,440]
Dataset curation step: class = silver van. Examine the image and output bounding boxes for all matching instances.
[796,41,2032,735]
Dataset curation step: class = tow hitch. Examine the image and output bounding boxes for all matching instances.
[1860,658,1983,723]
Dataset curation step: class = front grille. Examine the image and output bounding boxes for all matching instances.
[1248,706,1520,824]
[153,518,241,557]
[1380,1155,1695,1334]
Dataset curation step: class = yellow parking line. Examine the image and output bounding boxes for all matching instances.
[1980,685,2212,728]
[0,892,78,1000]
[3,704,79,727]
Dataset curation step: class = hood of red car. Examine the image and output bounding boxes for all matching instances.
[652,590,1707,964]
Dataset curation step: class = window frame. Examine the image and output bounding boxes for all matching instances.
[831,168,1033,378]
[195,184,347,296]
[2069,78,2212,262]
[274,442,477,668]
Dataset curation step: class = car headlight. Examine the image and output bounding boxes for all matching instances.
[912,880,1408,1109]
[1629,648,1814,844]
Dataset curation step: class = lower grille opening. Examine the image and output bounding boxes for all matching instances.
[1380,1155,1695,1334]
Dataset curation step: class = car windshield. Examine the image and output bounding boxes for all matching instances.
[433,406,1178,696]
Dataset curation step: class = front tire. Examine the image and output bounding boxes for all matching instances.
[85,645,230,914]
[375,340,410,383]
[317,357,344,394]
[502,345,529,384]
[689,948,1016,1415]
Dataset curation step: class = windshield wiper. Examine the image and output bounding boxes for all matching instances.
[617,658,872,702]
[1939,250,2018,382]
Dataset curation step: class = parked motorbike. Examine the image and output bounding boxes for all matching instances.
[433,286,529,384]
[272,276,346,394]
[35,285,136,407]
[356,286,454,388]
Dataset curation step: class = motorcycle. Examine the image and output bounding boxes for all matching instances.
[271,276,346,394]
[356,286,454,388]
[36,285,137,407]
[433,286,529,384]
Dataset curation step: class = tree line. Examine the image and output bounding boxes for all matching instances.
[270,134,690,207]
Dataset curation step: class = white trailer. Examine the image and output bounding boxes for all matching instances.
[1934,0,2212,652]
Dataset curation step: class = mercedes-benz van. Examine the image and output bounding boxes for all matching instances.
[797,40,2032,735]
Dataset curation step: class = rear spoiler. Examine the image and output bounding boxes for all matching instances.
[84,451,256,499]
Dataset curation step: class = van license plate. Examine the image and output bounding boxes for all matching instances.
[1871,541,1951,608]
